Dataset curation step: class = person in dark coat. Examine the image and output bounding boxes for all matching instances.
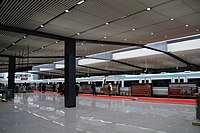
[75,83,80,96]
[91,83,96,96]
[42,83,46,93]
[53,83,56,92]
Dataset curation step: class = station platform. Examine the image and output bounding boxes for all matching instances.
[0,92,200,133]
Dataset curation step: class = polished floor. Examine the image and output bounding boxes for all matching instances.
[0,93,199,133]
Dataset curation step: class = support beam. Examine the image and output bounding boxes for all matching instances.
[78,65,111,72]
[0,24,67,40]
[111,60,155,71]
[76,38,142,46]
[8,57,16,98]
[0,24,142,46]
[82,56,155,71]
[64,39,76,108]
[142,45,200,67]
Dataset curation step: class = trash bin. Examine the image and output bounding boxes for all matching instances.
[0,88,13,102]
[1,90,7,102]
[192,93,200,126]
[196,93,200,120]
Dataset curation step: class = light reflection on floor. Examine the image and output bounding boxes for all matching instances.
[0,93,199,133]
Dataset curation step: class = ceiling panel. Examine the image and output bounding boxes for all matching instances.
[83,61,141,72]
[115,10,169,29]
[76,0,146,21]
[153,0,196,18]
[76,43,129,57]
[138,0,170,7]
[172,49,200,65]
[182,0,200,12]
[119,54,187,69]
[176,13,200,26]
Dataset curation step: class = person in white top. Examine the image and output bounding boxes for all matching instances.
[108,83,112,96]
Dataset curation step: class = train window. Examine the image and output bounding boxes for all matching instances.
[152,79,170,87]
[95,82,102,86]
[188,78,200,86]
[124,80,139,87]
[80,82,88,86]
[175,79,178,83]
[180,79,184,83]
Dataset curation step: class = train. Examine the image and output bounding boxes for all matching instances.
[0,71,200,97]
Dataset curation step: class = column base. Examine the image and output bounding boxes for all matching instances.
[192,120,200,126]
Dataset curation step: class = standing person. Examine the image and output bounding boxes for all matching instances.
[53,83,56,92]
[42,83,46,93]
[108,83,112,96]
[75,83,80,96]
[91,82,96,96]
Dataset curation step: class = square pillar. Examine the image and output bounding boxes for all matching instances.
[64,39,76,108]
[8,57,16,98]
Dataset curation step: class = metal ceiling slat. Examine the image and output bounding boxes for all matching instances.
[5,0,25,26]
[8,0,30,27]
[0,0,18,24]
[16,1,47,29]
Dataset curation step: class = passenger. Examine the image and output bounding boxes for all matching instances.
[42,83,46,93]
[62,83,65,95]
[108,83,112,96]
[53,83,56,92]
[91,82,97,96]
[75,83,80,96]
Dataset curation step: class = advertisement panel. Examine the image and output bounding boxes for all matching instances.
[81,84,92,93]
[131,84,152,96]
[168,83,197,97]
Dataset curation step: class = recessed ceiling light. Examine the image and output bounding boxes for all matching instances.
[165,35,168,37]
[185,24,189,27]
[101,44,104,47]
[55,41,58,43]
[147,7,151,11]
[41,47,44,49]
[65,9,69,13]
[124,38,127,41]
[23,36,27,38]
[77,0,84,5]
[12,43,16,45]
[40,25,44,28]
[81,43,84,45]
[104,36,107,39]
[170,18,174,21]
[77,33,80,35]
[140,41,142,43]
[105,22,109,25]
[151,32,154,35]
[132,28,136,31]
[121,15,127,19]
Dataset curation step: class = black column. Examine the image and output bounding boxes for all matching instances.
[64,39,76,108]
[8,57,16,98]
